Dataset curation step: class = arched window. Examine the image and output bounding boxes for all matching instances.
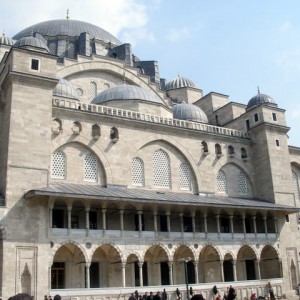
[92,124,100,140]
[103,83,110,90]
[215,143,222,156]
[84,154,98,182]
[293,171,300,200]
[228,145,235,156]
[241,148,248,159]
[153,149,171,189]
[89,81,97,101]
[110,127,119,142]
[202,141,209,154]
[216,170,227,193]
[132,157,145,186]
[67,43,75,59]
[51,150,66,179]
[180,162,191,191]
[237,172,248,195]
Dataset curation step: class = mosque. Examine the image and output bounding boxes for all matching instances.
[0,15,300,300]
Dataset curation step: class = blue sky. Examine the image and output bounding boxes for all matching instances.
[1,0,299,146]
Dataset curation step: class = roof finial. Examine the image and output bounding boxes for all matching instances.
[257,86,260,94]
[66,9,70,20]
[123,72,126,84]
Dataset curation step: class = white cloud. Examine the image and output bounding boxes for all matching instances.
[167,27,190,42]
[291,107,300,118]
[279,21,292,33]
[273,49,300,75]
[0,0,156,44]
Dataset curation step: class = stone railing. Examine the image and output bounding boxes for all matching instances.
[52,98,251,140]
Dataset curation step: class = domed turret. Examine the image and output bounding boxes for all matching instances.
[53,78,79,100]
[14,36,50,53]
[92,84,163,105]
[247,90,276,109]
[164,75,197,91]
[0,33,14,45]
[173,102,208,123]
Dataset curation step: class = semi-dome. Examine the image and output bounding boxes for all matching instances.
[13,19,122,46]
[0,33,14,45]
[53,78,79,100]
[173,102,208,123]
[14,36,50,52]
[247,92,276,109]
[165,75,197,91]
[92,84,163,105]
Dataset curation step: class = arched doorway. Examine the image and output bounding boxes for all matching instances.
[236,245,257,281]
[260,245,281,279]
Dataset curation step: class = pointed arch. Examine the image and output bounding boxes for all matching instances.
[51,149,66,179]
[153,149,171,189]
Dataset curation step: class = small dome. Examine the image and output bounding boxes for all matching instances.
[247,91,276,109]
[92,84,163,105]
[0,33,14,45]
[53,78,79,100]
[14,36,50,53]
[173,102,208,123]
[164,75,197,91]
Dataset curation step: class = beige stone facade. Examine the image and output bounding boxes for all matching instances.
[0,19,300,300]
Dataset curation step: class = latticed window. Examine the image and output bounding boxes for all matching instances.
[237,172,248,195]
[216,170,227,193]
[49,42,57,55]
[89,81,97,101]
[67,43,75,59]
[293,171,300,200]
[153,149,171,188]
[132,157,144,186]
[51,150,66,179]
[84,154,97,182]
[180,163,191,190]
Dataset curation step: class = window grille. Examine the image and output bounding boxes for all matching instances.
[132,157,144,186]
[237,172,248,195]
[180,163,191,190]
[293,171,300,200]
[84,154,97,182]
[49,42,57,55]
[51,150,66,179]
[89,81,97,101]
[216,171,227,193]
[153,149,171,188]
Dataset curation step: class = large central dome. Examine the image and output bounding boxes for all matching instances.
[12,19,122,45]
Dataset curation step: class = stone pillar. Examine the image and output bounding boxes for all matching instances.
[204,213,208,238]
[67,206,72,235]
[242,214,246,239]
[48,263,52,291]
[139,262,144,287]
[252,215,257,238]
[49,207,53,229]
[192,212,196,238]
[255,259,261,279]
[232,260,237,281]
[274,216,278,237]
[167,213,171,238]
[168,262,173,285]
[154,211,158,237]
[229,215,234,238]
[216,214,220,239]
[85,207,90,237]
[180,213,184,237]
[263,216,268,238]
[120,209,124,237]
[102,208,107,236]
[85,262,91,288]
[138,210,142,237]
[220,260,224,282]
[122,262,126,287]
[193,261,199,284]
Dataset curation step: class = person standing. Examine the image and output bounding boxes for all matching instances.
[227,285,236,300]
[267,282,275,300]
